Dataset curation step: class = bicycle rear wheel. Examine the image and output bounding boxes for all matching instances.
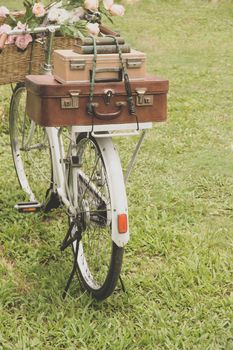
[69,134,126,300]
[9,83,52,205]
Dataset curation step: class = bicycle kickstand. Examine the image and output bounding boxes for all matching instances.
[119,275,126,293]
[61,222,83,299]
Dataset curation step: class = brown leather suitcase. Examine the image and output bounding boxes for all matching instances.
[25,75,169,127]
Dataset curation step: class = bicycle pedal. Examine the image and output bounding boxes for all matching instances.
[15,202,42,213]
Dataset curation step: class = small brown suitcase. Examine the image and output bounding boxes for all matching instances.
[25,75,169,127]
[53,49,146,84]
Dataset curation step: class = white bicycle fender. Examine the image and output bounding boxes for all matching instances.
[96,138,129,248]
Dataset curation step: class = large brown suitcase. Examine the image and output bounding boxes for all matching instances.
[25,75,169,127]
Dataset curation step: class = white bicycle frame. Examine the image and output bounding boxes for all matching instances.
[7,25,152,247]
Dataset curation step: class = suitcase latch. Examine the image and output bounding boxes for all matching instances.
[104,89,114,105]
[136,88,153,106]
[61,91,80,109]
[127,59,142,69]
[70,60,86,70]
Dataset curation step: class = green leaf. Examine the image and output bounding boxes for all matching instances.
[59,20,87,38]
[99,4,114,24]
[5,15,17,27]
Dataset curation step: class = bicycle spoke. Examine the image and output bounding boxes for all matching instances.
[79,154,101,205]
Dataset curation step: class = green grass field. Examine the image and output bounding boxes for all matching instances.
[0,0,233,349]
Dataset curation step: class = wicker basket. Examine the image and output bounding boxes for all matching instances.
[0,36,75,85]
[0,12,75,85]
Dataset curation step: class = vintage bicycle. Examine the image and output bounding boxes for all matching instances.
[2,25,168,300]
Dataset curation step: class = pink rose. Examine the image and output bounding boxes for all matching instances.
[103,0,113,10]
[84,0,99,11]
[0,24,14,44]
[109,4,125,16]
[0,6,9,18]
[86,22,100,36]
[32,2,46,17]
[15,22,33,49]
[15,34,33,50]
[0,24,11,34]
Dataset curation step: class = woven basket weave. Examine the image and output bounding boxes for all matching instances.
[0,12,75,85]
[0,36,75,85]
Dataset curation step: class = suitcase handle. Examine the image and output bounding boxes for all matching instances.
[90,68,123,83]
[90,101,127,120]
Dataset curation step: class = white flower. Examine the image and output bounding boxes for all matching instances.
[103,0,113,10]
[32,2,46,18]
[47,2,64,22]
[86,22,100,36]
[48,8,71,24]
[0,6,9,17]
[47,8,60,22]
[109,4,125,16]
[16,21,27,30]
[69,7,85,24]
[84,0,99,11]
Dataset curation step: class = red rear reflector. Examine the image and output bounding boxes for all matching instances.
[118,214,128,234]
